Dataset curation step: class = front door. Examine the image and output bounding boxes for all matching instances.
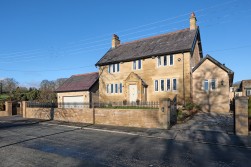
[129,85,137,102]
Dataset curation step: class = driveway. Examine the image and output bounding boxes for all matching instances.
[0,115,251,167]
[171,111,234,133]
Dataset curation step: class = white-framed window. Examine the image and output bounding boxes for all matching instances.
[172,78,177,91]
[106,84,109,93]
[107,83,123,94]
[119,83,123,93]
[157,55,174,67]
[204,79,209,91]
[108,63,120,73]
[203,79,217,91]
[163,56,167,66]
[138,59,142,69]
[111,84,114,93]
[246,89,251,96]
[117,63,120,72]
[166,79,171,91]
[211,79,216,90]
[155,80,159,91]
[133,60,142,70]
[157,57,162,67]
[170,54,174,65]
[160,79,165,91]
[115,84,118,93]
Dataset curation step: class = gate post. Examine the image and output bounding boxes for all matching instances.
[235,96,249,135]
[5,101,12,116]
[159,98,170,129]
[22,101,28,118]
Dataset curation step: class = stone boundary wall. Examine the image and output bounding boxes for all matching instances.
[54,108,93,123]
[22,99,177,129]
[94,108,160,128]
[0,102,12,117]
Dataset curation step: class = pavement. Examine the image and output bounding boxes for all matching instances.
[0,115,251,166]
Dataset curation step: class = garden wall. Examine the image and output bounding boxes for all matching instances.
[22,99,177,129]
[0,102,12,117]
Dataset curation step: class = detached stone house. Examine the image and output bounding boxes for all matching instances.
[231,80,251,97]
[95,13,203,104]
[192,55,234,113]
[239,80,251,97]
[55,72,99,108]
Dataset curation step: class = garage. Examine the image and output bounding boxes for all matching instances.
[63,96,84,108]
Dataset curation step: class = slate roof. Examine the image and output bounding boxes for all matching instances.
[55,72,99,92]
[96,28,199,66]
[192,55,234,74]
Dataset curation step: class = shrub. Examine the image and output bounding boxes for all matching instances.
[0,101,5,111]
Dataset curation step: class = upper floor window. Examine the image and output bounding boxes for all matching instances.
[157,55,174,67]
[133,60,142,70]
[170,54,173,65]
[108,63,120,73]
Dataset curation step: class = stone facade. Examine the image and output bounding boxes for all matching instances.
[241,80,251,96]
[192,58,232,113]
[99,48,201,104]
[57,80,99,105]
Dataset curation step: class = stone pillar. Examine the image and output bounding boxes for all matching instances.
[235,97,249,135]
[159,99,170,129]
[19,102,23,115]
[22,101,28,118]
[5,101,12,116]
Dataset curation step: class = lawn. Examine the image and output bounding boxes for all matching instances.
[0,94,9,101]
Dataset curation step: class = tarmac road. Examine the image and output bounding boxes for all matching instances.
[0,121,251,167]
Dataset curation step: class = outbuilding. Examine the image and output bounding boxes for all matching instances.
[192,55,234,113]
[55,72,99,108]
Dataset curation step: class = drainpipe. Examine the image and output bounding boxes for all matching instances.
[183,52,185,106]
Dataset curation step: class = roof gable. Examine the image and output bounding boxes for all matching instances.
[192,55,233,74]
[96,28,199,66]
[56,72,99,92]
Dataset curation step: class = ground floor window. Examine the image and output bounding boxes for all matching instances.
[155,80,159,91]
[106,83,123,94]
[203,79,217,91]
[154,78,178,92]
[172,78,177,91]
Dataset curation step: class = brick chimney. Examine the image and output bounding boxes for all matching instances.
[112,34,120,48]
[190,12,197,30]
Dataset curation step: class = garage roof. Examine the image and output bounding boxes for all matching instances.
[55,72,99,92]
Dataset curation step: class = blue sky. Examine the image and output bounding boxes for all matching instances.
[0,0,250,87]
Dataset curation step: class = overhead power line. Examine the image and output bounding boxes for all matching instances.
[0,0,239,58]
